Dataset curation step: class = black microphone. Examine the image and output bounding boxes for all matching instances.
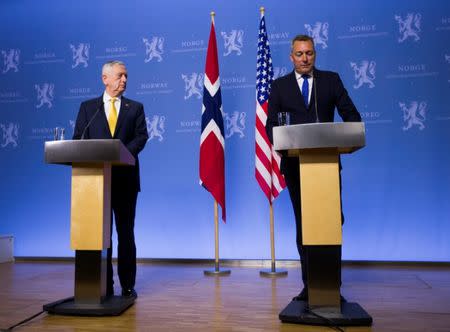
[80,101,104,139]
[313,71,319,123]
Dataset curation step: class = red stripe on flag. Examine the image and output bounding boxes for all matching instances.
[205,22,219,84]
[255,170,271,201]
[255,143,271,174]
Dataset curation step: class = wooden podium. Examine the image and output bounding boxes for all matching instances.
[43,139,136,315]
[273,123,372,326]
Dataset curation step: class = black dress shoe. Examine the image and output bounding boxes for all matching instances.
[292,288,308,301]
[121,288,137,298]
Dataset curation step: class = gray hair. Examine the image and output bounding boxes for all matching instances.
[291,34,315,53]
[102,60,126,75]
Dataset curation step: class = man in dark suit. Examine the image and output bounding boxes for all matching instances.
[73,60,148,298]
[265,35,361,301]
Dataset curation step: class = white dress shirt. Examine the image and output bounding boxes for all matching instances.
[103,92,122,118]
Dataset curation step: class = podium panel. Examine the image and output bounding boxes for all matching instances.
[299,151,341,245]
[71,164,111,250]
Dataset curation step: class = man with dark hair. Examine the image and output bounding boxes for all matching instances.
[73,60,148,298]
[265,35,361,301]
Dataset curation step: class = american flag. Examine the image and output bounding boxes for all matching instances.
[255,13,286,202]
[199,18,226,221]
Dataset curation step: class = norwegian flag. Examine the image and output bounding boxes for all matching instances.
[199,18,226,222]
[255,13,286,202]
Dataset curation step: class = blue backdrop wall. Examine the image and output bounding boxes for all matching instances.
[1,0,449,261]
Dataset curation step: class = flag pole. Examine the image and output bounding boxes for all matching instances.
[215,200,219,270]
[260,202,287,277]
[270,203,276,270]
[258,6,287,277]
[204,199,230,276]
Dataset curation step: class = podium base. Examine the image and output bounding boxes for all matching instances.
[279,300,372,326]
[259,269,288,277]
[43,296,135,316]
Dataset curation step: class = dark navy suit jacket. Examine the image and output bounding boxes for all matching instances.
[266,69,361,174]
[73,96,148,192]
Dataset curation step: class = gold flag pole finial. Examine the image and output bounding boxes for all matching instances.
[210,11,215,23]
[260,6,265,15]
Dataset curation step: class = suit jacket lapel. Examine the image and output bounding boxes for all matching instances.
[310,69,322,121]
[310,71,317,112]
[114,97,129,136]
[95,96,111,137]
[289,71,307,112]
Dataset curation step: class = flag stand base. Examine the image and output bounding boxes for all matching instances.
[204,269,231,276]
[260,269,288,277]
[260,261,288,277]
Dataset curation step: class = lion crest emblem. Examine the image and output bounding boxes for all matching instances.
[1,49,20,73]
[395,13,421,43]
[146,115,165,142]
[181,73,204,100]
[221,30,244,56]
[223,111,246,138]
[400,101,427,131]
[305,22,329,49]
[273,66,288,79]
[35,83,55,109]
[350,60,376,89]
[143,37,164,63]
[1,123,19,148]
[70,43,90,68]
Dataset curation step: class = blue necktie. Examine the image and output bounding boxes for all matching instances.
[301,74,309,108]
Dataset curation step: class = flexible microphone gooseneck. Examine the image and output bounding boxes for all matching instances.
[80,101,104,139]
